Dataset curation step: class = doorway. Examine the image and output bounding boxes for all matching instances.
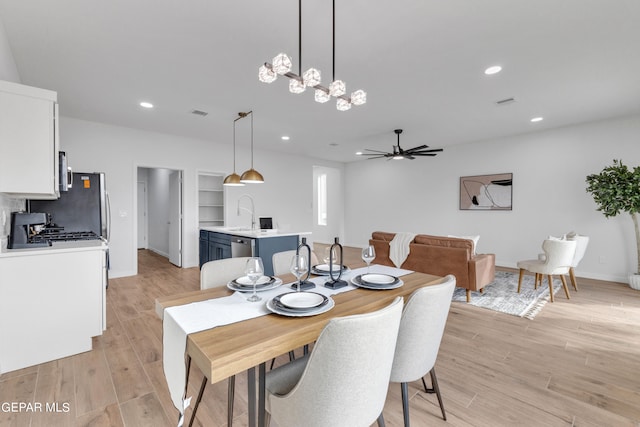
[312,166,344,244]
[137,167,183,267]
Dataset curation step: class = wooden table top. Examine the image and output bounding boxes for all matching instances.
[156,269,443,384]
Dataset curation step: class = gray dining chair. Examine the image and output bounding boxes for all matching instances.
[264,297,404,427]
[388,275,456,426]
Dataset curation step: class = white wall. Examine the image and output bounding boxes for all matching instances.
[59,117,343,278]
[344,114,640,283]
[140,167,172,258]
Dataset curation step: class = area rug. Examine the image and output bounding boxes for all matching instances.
[451,270,562,319]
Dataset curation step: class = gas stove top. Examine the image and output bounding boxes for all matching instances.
[30,230,102,244]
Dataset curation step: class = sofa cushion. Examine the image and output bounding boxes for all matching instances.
[448,235,479,255]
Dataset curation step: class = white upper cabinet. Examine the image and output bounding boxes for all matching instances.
[0,80,60,199]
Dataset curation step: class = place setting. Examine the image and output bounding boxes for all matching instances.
[350,245,404,290]
[310,246,350,276]
[227,257,283,297]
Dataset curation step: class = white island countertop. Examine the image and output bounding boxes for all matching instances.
[201,226,311,239]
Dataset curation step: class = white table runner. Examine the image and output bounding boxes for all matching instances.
[162,264,413,425]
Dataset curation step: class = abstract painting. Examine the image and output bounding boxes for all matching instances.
[460,173,512,210]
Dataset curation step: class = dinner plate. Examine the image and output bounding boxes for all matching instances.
[227,277,282,292]
[311,264,349,275]
[279,292,326,309]
[360,273,396,285]
[234,275,273,286]
[351,274,403,290]
[267,294,334,317]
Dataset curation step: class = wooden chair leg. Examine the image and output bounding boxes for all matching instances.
[569,267,578,291]
[466,289,471,302]
[547,275,554,302]
[560,275,571,299]
[517,269,525,293]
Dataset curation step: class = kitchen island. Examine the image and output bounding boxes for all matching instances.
[199,227,311,275]
[0,241,107,374]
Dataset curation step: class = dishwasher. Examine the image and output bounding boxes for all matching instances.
[231,237,254,258]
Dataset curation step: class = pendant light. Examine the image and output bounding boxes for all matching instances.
[223,114,245,186]
[239,111,264,184]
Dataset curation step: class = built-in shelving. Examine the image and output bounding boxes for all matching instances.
[197,172,224,228]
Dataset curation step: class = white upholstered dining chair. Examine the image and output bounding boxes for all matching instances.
[271,249,319,276]
[389,275,456,426]
[566,233,589,291]
[517,239,576,302]
[264,297,404,427]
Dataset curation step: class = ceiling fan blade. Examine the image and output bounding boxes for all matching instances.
[410,153,438,156]
[411,148,444,154]
[366,155,390,160]
[363,148,391,154]
[404,145,429,152]
[405,155,415,160]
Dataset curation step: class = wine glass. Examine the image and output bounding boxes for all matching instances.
[290,254,308,292]
[245,257,264,302]
[362,245,376,274]
[323,246,338,269]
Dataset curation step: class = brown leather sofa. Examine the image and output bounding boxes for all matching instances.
[369,231,495,302]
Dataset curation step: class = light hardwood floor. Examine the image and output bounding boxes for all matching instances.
[1,248,639,426]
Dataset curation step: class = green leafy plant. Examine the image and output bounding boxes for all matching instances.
[586,159,640,274]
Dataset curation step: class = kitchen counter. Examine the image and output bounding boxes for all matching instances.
[200,226,311,239]
[0,239,107,258]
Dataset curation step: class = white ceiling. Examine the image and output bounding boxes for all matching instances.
[1,0,639,163]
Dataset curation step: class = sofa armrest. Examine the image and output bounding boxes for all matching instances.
[468,253,495,291]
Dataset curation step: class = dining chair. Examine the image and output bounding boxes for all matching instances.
[271,249,319,276]
[566,233,589,291]
[517,239,576,302]
[389,274,456,426]
[264,297,404,427]
[194,257,250,427]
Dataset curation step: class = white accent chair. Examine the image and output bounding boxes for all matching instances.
[271,249,319,276]
[195,257,251,427]
[264,297,404,427]
[389,275,456,426]
[517,239,576,302]
[566,233,589,291]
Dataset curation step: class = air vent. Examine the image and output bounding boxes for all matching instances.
[495,97,516,106]
[190,109,209,117]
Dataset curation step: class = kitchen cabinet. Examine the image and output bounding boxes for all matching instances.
[198,172,224,228]
[199,230,231,267]
[0,243,107,374]
[0,80,60,199]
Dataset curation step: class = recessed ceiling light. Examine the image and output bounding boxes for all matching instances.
[484,65,502,75]
[530,117,544,122]
[140,101,154,109]
[281,136,290,141]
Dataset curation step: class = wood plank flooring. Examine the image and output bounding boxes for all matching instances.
[1,248,639,426]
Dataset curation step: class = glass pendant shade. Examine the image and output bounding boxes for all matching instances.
[303,68,321,87]
[314,88,331,103]
[258,65,277,83]
[289,78,306,94]
[272,53,292,75]
[223,173,244,186]
[351,90,367,106]
[336,98,352,111]
[329,80,346,97]
[240,168,265,183]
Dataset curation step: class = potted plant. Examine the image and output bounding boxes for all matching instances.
[586,159,640,289]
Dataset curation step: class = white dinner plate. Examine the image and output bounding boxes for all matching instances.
[350,275,403,290]
[360,273,396,285]
[234,275,272,286]
[311,264,349,275]
[279,292,326,309]
[227,277,282,292]
[267,295,335,317]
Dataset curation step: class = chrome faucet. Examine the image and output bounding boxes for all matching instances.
[237,194,256,230]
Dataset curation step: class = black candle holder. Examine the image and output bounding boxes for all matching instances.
[291,237,316,291]
[325,237,348,289]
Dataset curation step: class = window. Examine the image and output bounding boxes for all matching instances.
[317,173,327,226]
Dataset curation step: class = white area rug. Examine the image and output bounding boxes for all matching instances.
[452,270,562,319]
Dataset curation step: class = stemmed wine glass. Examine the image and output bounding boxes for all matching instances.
[362,245,376,274]
[245,257,264,302]
[323,246,338,269]
[290,254,308,292]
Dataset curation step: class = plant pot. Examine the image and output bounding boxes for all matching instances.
[629,274,640,290]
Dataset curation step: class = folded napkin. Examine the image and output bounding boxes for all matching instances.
[389,232,417,268]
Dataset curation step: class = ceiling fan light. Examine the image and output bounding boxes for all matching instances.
[240,168,265,183]
[258,64,277,83]
[314,88,331,103]
[392,155,404,160]
[329,80,346,97]
[336,98,351,111]
[272,53,292,75]
[303,68,321,87]
[351,89,367,106]
[223,173,245,186]
[289,78,306,94]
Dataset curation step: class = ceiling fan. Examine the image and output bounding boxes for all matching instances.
[360,129,443,160]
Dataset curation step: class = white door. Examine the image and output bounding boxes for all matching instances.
[168,171,182,267]
[312,166,344,244]
[137,181,147,249]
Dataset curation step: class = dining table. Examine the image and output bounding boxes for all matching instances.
[156,259,443,427]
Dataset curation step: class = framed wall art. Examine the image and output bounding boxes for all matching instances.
[460,173,512,210]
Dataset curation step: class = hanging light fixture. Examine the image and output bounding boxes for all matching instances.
[258,0,366,111]
[223,114,246,186]
[239,111,265,184]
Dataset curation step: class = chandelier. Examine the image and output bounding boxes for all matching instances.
[258,0,366,111]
